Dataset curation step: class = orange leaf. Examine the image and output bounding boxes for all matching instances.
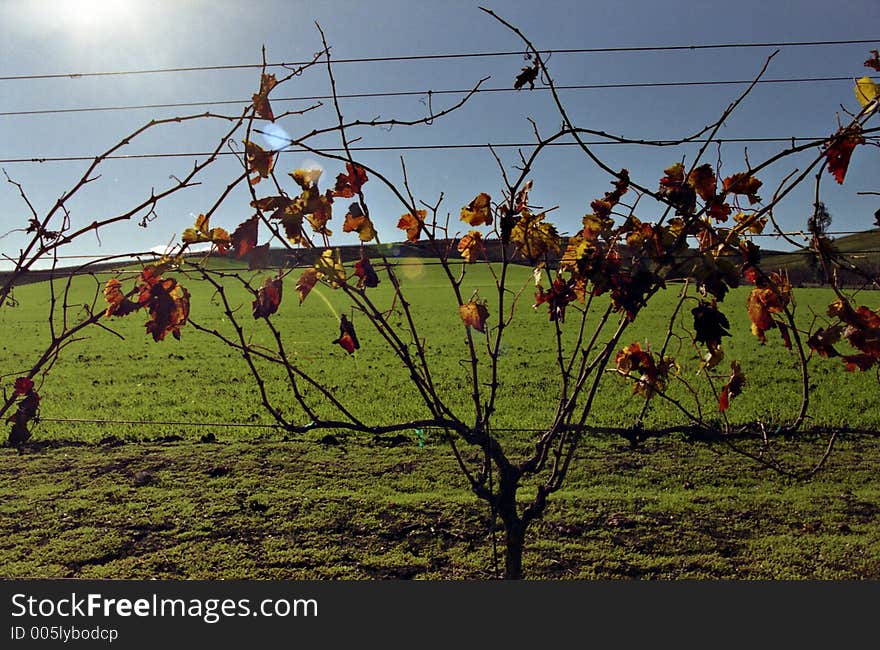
[295,268,319,305]
[253,275,283,319]
[103,278,140,317]
[342,203,377,242]
[722,173,762,204]
[459,300,490,333]
[457,230,484,263]
[397,210,426,243]
[460,193,493,226]
[231,216,259,259]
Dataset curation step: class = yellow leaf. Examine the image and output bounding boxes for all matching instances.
[460,193,492,226]
[314,249,346,288]
[855,76,880,108]
[459,300,489,332]
[510,211,562,261]
[457,230,483,263]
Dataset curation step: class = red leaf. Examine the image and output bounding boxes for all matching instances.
[231,216,259,259]
[333,315,360,354]
[333,162,368,198]
[13,377,34,396]
[253,275,283,319]
[843,354,876,372]
[719,361,745,412]
[252,72,277,121]
[865,50,880,72]
[354,255,380,289]
[824,126,864,184]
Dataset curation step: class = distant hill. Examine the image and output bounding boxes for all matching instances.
[761,229,880,286]
[4,230,879,290]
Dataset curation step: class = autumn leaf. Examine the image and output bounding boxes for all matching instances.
[514,62,539,90]
[333,162,368,198]
[459,299,490,333]
[13,377,34,396]
[251,195,293,221]
[614,342,673,398]
[103,278,140,317]
[280,209,306,245]
[342,203,377,242]
[303,190,334,235]
[533,275,577,323]
[514,180,533,213]
[230,216,259,259]
[181,214,230,253]
[706,198,732,222]
[314,249,346,288]
[746,273,790,344]
[687,164,717,201]
[843,354,876,372]
[659,162,696,215]
[7,377,40,446]
[824,126,865,184]
[718,361,745,412]
[510,211,562,261]
[295,268,319,304]
[457,230,484,263]
[692,300,731,350]
[252,275,283,319]
[144,277,190,342]
[460,192,493,226]
[333,314,360,354]
[354,255,379,289]
[855,76,880,107]
[244,140,275,185]
[733,210,767,234]
[397,210,426,243]
[722,173,762,204]
[590,171,630,220]
[252,72,277,121]
[807,325,842,358]
[290,167,323,191]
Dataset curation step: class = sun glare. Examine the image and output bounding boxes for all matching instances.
[50,0,140,37]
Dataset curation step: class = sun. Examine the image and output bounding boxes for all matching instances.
[49,0,141,37]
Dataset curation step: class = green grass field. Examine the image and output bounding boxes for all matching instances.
[1,258,879,579]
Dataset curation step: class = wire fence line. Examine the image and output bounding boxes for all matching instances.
[4,76,878,118]
[0,136,860,165]
[2,38,878,82]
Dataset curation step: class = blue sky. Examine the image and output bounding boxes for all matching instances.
[1,0,878,268]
